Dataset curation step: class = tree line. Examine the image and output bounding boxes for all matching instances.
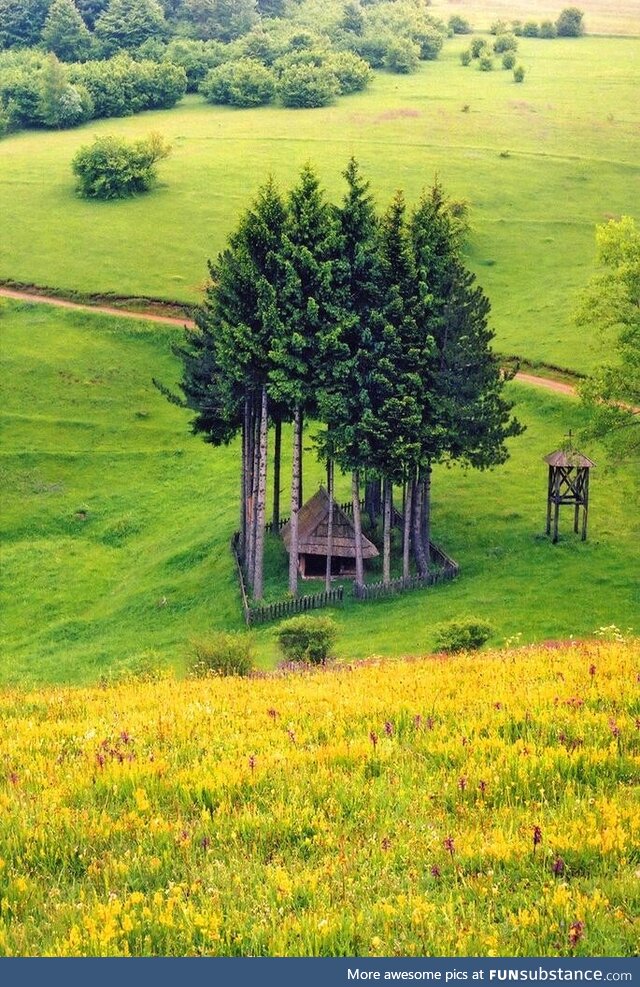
[163,161,524,599]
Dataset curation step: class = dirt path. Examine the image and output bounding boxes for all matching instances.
[1,286,581,397]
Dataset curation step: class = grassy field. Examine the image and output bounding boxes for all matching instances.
[1,35,639,373]
[429,0,640,36]
[1,299,638,686]
[0,638,638,956]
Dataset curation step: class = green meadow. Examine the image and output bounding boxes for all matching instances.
[1,34,639,372]
[1,299,638,685]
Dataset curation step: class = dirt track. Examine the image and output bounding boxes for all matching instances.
[0,286,580,397]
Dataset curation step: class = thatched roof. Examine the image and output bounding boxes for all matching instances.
[281,487,379,560]
[544,449,595,469]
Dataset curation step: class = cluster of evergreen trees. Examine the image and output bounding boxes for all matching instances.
[168,161,524,599]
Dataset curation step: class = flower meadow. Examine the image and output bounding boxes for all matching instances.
[0,640,638,957]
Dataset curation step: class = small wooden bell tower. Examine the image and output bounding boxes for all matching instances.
[544,435,595,543]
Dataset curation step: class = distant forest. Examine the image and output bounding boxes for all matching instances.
[0,0,448,132]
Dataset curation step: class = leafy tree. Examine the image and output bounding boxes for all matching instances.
[502,51,516,70]
[383,37,420,74]
[276,62,338,108]
[75,0,109,29]
[0,0,51,49]
[163,38,229,91]
[70,55,186,116]
[95,0,169,54]
[539,20,557,38]
[577,216,639,461]
[493,33,517,54]
[41,0,93,61]
[522,21,539,37]
[327,51,371,94]
[448,15,471,35]
[183,0,259,42]
[72,131,172,198]
[341,1,365,36]
[513,65,525,82]
[38,53,93,125]
[200,58,275,105]
[556,7,585,37]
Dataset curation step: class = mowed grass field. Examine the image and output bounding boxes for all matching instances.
[1,34,639,372]
[1,299,638,686]
[429,0,640,36]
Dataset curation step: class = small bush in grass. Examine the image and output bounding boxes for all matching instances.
[469,37,487,58]
[434,617,493,653]
[493,33,518,54]
[448,15,471,35]
[502,52,516,70]
[200,59,276,107]
[72,131,171,200]
[478,54,494,71]
[539,20,558,38]
[188,632,254,677]
[276,615,337,665]
[522,21,539,37]
[460,49,471,66]
[513,65,526,83]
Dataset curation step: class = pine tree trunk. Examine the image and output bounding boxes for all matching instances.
[325,457,334,591]
[365,476,381,528]
[383,477,391,586]
[352,470,364,589]
[422,466,432,570]
[412,475,428,578]
[240,399,249,562]
[402,472,413,581]
[248,397,260,590]
[297,410,304,509]
[244,398,254,566]
[253,385,268,601]
[272,417,282,531]
[288,406,301,595]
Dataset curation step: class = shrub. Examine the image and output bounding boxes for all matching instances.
[187,632,254,677]
[469,37,487,58]
[522,21,539,37]
[490,19,508,35]
[513,65,526,83]
[556,7,585,36]
[478,54,494,72]
[72,131,172,199]
[493,33,518,53]
[276,615,338,665]
[434,617,493,653]
[448,15,471,35]
[502,52,516,70]
[327,51,372,94]
[276,62,338,107]
[511,20,524,36]
[539,20,558,38]
[383,37,421,74]
[460,49,471,66]
[200,59,276,107]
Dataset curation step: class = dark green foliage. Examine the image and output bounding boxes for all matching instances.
[38,52,94,125]
[493,33,517,54]
[200,58,275,106]
[448,15,471,35]
[539,20,558,39]
[383,37,420,74]
[276,62,338,108]
[276,615,338,664]
[183,0,259,43]
[502,51,516,70]
[0,51,93,130]
[94,0,169,54]
[41,0,93,61]
[522,21,539,37]
[513,65,525,82]
[163,38,230,91]
[478,54,493,72]
[434,617,493,653]
[75,0,108,29]
[0,0,51,50]
[188,632,254,676]
[460,49,471,67]
[72,131,172,199]
[341,1,364,36]
[556,7,585,37]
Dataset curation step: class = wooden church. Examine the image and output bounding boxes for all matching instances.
[281,487,379,579]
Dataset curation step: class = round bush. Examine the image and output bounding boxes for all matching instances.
[448,15,471,35]
[539,20,558,38]
[383,37,421,74]
[187,632,254,677]
[327,51,372,94]
[502,52,516,70]
[469,37,487,58]
[200,59,276,107]
[513,65,526,83]
[493,33,518,54]
[276,63,338,108]
[460,49,471,66]
[71,131,171,200]
[276,615,338,665]
[478,54,494,71]
[434,617,493,654]
[522,21,539,37]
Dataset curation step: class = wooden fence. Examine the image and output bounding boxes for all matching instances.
[231,533,344,626]
[352,543,459,602]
